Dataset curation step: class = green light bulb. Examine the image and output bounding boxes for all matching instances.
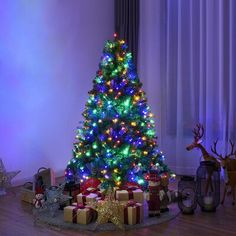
[123,146,130,156]
[123,98,131,107]
[86,151,91,157]
[138,179,144,184]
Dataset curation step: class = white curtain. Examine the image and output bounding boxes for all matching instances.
[139,0,236,175]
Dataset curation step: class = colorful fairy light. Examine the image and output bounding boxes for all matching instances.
[65,36,172,188]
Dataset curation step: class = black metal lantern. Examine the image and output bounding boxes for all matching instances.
[178,176,197,214]
[196,161,220,212]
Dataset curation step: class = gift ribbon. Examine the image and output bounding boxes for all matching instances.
[81,188,104,204]
[81,189,96,205]
[115,186,139,200]
[124,200,141,224]
[72,204,85,223]
[82,188,99,195]
[124,186,138,191]
[72,203,96,224]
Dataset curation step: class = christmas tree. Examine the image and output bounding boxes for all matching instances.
[65,34,172,189]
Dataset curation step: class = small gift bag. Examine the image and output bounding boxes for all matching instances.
[34,167,56,189]
[120,200,144,225]
[64,204,96,224]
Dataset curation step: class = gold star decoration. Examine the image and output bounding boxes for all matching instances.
[89,188,125,230]
[0,159,21,195]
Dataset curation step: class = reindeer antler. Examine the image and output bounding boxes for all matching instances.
[211,139,223,160]
[193,123,204,141]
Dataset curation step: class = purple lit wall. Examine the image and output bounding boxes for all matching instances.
[0,0,114,184]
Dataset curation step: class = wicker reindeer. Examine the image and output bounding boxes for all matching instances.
[186,124,221,194]
[211,139,236,205]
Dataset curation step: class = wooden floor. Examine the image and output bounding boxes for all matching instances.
[1,183,236,236]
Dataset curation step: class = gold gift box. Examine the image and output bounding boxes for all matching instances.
[64,205,91,224]
[115,189,144,203]
[120,203,144,225]
[77,193,97,205]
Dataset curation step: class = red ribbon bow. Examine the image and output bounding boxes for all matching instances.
[82,188,99,195]
[126,200,137,207]
[124,200,141,224]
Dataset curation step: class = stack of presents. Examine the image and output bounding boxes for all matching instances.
[20,168,172,227]
[64,183,144,225]
[64,171,172,226]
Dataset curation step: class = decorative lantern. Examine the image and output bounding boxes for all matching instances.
[196,161,220,212]
[178,176,197,214]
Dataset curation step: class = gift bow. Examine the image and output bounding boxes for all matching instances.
[121,186,139,191]
[126,200,138,207]
[74,203,85,209]
[82,187,99,195]
[124,200,141,224]
[72,203,96,223]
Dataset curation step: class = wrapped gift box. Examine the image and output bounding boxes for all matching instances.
[64,204,95,224]
[115,188,144,203]
[77,193,98,205]
[77,187,105,205]
[120,201,144,225]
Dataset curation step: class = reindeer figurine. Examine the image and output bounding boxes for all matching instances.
[186,124,221,194]
[211,139,236,205]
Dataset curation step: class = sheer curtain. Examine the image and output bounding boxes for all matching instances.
[139,0,236,174]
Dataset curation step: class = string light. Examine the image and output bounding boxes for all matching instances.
[65,37,173,188]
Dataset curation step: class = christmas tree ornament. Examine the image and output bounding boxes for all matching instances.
[0,159,21,196]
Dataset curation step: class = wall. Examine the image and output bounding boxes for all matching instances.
[0,0,114,185]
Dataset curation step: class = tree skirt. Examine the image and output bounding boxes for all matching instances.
[33,202,180,232]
